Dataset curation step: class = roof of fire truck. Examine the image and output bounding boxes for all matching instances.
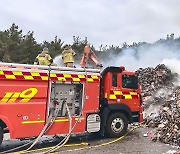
[0,62,100,76]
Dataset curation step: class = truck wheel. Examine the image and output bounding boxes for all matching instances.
[106,113,128,138]
[0,127,3,145]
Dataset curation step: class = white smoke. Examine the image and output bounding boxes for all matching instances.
[102,42,180,120]
[53,41,179,123]
[104,43,180,72]
[143,87,176,119]
[54,40,180,75]
[161,58,180,76]
[143,104,160,120]
[161,58,180,85]
[53,54,64,66]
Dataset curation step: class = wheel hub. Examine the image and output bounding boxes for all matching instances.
[111,118,124,133]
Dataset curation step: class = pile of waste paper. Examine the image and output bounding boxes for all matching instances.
[136,64,178,97]
[151,92,180,146]
[136,64,180,146]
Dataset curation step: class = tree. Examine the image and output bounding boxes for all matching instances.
[1,23,180,66]
[2,52,11,63]
[0,23,41,64]
[0,30,9,61]
[19,31,41,64]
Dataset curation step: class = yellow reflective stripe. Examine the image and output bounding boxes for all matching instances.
[54,119,69,122]
[91,75,98,79]
[78,74,85,78]
[58,77,66,81]
[24,76,34,80]
[72,78,80,82]
[64,74,71,78]
[124,95,132,99]
[54,118,84,122]
[31,72,40,76]
[1,71,99,83]
[129,92,138,95]
[41,76,48,80]
[87,78,93,82]
[22,117,84,124]
[13,72,23,76]
[109,91,139,100]
[22,120,44,124]
[75,117,84,121]
[50,73,57,77]
[113,91,122,95]
[0,71,4,75]
[5,75,16,79]
[110,94,116,99]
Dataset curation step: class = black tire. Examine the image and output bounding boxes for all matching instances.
[0,127,3,146]
[106,113,128,138]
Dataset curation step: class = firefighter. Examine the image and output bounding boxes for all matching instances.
[62,44,76,67]
[34,47,53,66]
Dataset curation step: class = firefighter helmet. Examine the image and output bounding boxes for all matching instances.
[63,44,69,50]
[43,47,49,51]
[42,47,49,54]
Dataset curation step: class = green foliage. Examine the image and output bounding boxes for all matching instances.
[0,24,65,64]
[2,53,11,63]
[0,23,180,66]
[0,23,41,64]
[71,36,88,62]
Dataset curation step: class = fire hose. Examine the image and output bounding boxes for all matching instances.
[1,67,89,154]
[0,66,144,154]
[16,142,89,154]
[0,99,62,154]
[41,67,89,153]
[0,66,56,154]
[16,124,144,154]
[1,67,92,154]
[26,100,64,151]
[9,98,74,154]
[61,124,144,153]
[42,101,72,153]
[33,67,88,153]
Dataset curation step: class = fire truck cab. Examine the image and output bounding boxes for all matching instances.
[99,66,143,137]
[0,63,142,146]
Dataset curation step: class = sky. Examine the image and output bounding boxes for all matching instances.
[0,0,180,48]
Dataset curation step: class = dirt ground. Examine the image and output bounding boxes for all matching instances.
[0,127,179,154]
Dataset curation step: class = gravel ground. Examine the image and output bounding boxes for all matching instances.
[0,127,179,154]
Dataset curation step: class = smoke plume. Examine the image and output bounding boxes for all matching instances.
[103,42,180,73]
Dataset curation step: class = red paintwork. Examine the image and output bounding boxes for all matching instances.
[0,80,47,138]
[103,70,143,122]
[0,77,100,139]
[0,66,142,141]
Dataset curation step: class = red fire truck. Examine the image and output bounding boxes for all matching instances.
[0,62,143,146]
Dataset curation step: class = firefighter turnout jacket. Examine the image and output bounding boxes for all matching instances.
[62,49,76,64]
[34,52,53,66]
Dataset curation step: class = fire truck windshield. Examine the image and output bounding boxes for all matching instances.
[122,75,138,89]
